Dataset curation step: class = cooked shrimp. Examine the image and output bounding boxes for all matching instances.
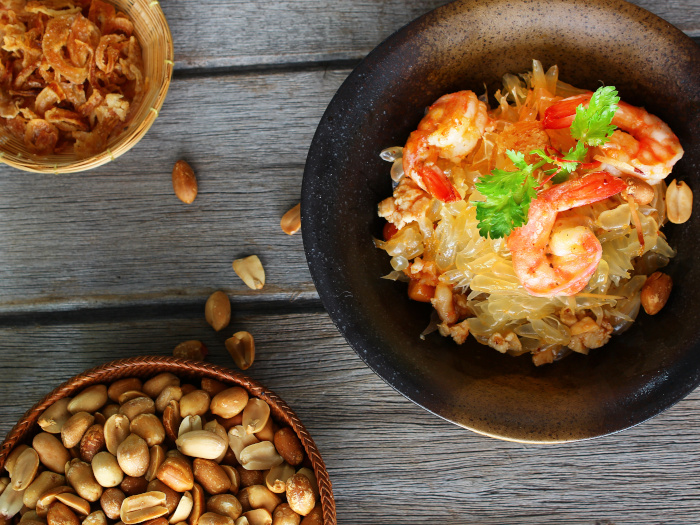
[403,90,490,202]
[543,93,683,184]
[507,172,626,297]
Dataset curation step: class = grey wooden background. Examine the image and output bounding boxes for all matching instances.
[1,1,699,524]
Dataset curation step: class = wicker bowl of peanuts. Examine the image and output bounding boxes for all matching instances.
[0,356,335,525]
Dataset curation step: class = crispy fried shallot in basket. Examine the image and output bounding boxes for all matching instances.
[0,0,144,156]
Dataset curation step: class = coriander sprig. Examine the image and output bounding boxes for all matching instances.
[474,85,620,239]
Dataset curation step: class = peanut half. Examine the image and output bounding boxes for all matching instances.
[225,332,255,371]
[232,256,265,290]
[280,204,301,235]
[666,179,693,224]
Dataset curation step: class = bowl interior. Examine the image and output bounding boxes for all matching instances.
[0,0,174,173]
[302,0,700,442]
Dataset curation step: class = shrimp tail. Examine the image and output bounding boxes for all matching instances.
[543,94,592,129]
[417,164,461,202]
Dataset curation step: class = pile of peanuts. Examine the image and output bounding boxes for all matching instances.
[0,373,322,525]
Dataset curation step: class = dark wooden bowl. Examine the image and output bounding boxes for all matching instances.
[302,0,700,442]
[0,356,336,524]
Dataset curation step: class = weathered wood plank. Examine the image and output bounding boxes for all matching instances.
[160,0,700,70]
[1,310,700,524]
[0,69,352,313]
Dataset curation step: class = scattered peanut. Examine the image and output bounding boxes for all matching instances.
[280,204,301,235]
[232,256,265,290]
[205,291,231,332]
[173,341,208,361]
[172,160,198,204]
[641,271,673,315]
[666,179,693,224]
[225,332,255,371]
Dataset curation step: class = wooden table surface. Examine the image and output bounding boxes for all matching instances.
[1,1,699,523]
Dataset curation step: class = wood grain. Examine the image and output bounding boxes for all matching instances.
[0,69,351,313]
[1,310,699,525]
[160,0,700,71]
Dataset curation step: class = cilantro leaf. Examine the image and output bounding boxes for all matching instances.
[570,85,619,147]
[474,150,538,239]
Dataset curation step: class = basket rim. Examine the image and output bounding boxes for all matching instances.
[0,356,336,524]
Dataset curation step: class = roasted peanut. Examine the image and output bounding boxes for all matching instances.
[211,388,248,420]
[176,431,228,460]
[116,435,150,478]
[143,374,180,400]
[108,380,143,403]
[265,464,294,495]
[236,467,264,490]
[80,425,106,462]
[121,476,149,497]
[666,179,693,224]
[242,508,272,525]
[33,433,71,474]
[46,501,79,525]
[23,471,65,509]
[104,415,131,456]
[193,460,231,495]
[99,488,125,520]
[66,459,102,502]
[206,495,242,521]
[120,491,168,525]
[227,427,259,464]
[83,510,108,525]
[145,480,179,515]
[67,386,108,415]
[198,513,234,525]
[119,398,156,422]
[173,341,208,361]
[179,391,211,418]
[205,291,231,332]
[242,400,270,436]
[280,204,301,236]
[201,379,228,398]
[272,429,303,467]
[155,457,194,493]
[168,490,193,524]
[38,399,73,434]
[298,505,322,525]
[172,160,198,204]
[285,475,314,517]
[130,414,166,447]
[622,176,655,205]
[11,447,40,491]
[61,413,95,450]
[145,446,166,483]
[239,442,283,471]
[238,486,279,515]
[189,484,205,525]
[91,452,124,488]
[54,493,91,516]
[162,401,182,443]
[272,503,300,525]
[641,271,673,315]
[225,332,255,371]
[232,256,265,290]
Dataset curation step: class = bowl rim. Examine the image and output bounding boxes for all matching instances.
[0,356,337,524]
[301,0,700,443]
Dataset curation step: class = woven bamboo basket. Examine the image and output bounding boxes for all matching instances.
[0,356,337,524]
[0,0,174,173]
